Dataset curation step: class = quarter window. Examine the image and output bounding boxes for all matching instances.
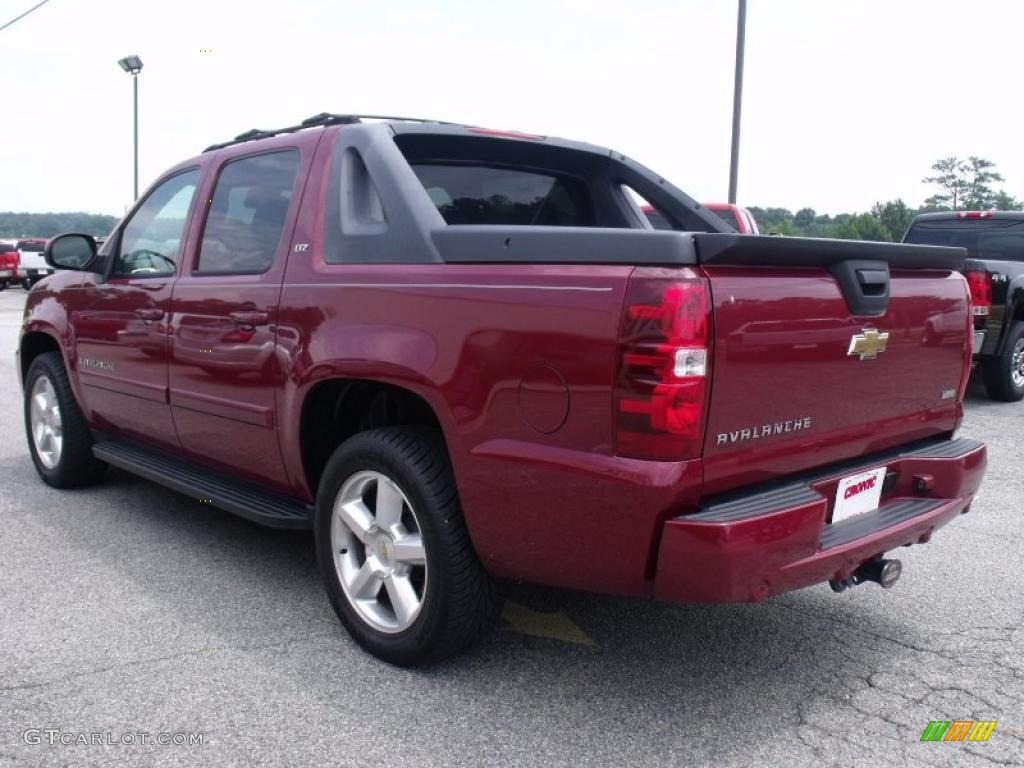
[113,169,199,278]
[196,150,299,274]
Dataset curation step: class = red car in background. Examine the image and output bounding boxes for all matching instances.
[0,241,20,290]
[643,202,759,234]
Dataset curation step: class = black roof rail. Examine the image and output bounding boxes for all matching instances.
[202,113,454,153]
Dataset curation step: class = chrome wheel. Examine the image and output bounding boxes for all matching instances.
[1013,339,1024,389]
[331,470,427,634]
[29,375,63,469]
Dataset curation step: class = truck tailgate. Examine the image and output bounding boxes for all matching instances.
[694,235,970,494]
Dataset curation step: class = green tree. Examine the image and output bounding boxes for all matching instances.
[835,213,891,242]
[992,190,1023,211]
[923,156,969,210]
[960,156,1004,210]
[871,199,914,242]
[923,156,1008,211]
[793,208,816,230]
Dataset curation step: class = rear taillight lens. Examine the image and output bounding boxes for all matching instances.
[965,270,991,316]
[615,268,712,461]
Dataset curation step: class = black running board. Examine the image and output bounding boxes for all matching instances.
[92,440,314,530]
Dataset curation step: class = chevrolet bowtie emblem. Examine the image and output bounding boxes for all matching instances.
[848,328,890,360]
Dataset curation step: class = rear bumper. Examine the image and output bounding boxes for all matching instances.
[654,437,986,603]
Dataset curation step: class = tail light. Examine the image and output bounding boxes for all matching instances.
[615,267,712,461]
[956,211,994,219]
[965,270,991,317]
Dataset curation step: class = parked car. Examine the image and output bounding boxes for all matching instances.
[0,240,19,290]
[20,114,985,665]
[903,211,1024,401]
[644,202,759,233]
[14,238,51,289]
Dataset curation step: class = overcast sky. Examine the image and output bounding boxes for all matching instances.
[2,0,1022,216]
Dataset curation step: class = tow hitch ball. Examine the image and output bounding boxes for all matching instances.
[829,558,902,593]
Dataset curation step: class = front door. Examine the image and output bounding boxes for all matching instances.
[72,169,200,448]
[168,147,304,491]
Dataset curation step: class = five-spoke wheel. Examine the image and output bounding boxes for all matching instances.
[332,471,428,633]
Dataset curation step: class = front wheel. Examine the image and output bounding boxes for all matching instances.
[981,322,1024,402]
[315,427,499,666]
[24,352,107,487]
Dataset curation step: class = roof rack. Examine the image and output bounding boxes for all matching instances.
[202,113,454,153]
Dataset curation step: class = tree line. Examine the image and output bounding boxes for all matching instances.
[1,156,1019,244]
[0,212,118,239]
[750,156,1021,242]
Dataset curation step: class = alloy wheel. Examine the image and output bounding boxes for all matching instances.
[30,375,63,469]
[331,471,428,634]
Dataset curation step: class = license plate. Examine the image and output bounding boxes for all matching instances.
[832,467,886,523]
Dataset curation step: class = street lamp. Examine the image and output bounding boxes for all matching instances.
[728,0,746,204]
[118,55,143,200]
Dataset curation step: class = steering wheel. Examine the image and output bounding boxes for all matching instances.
[127,249,176,274]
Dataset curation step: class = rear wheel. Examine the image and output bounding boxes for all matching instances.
[21,277,32,290]
[982,322,1024,402]
[0,279,7,291]
[315,426,499,666]
[24,352,107,487]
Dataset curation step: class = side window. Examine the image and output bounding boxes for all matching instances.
[114,169,199,277]
[196,150,299,275]
[411,164,593,227]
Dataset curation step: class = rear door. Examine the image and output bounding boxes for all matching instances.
[168,138,313,492]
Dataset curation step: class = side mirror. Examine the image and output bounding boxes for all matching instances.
[45,233,97,271]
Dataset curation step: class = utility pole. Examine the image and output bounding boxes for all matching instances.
[728,0,747,204]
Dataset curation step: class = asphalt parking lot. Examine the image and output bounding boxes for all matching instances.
[0,286,1020,768]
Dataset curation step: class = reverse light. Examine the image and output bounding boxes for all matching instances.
[965,270,991,316]
[615,269,712,461]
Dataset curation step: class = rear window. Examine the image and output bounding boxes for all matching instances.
[17,240,45,252]
[904,219,1024,262]
[706,208,739,231]
[411,164,594,227]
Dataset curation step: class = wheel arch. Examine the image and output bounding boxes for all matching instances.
[296,376,457,501]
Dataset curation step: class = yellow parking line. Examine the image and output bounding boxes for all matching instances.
[502,601,594,646]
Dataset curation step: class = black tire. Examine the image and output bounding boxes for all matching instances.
[21,277,32,291]
[981,322,1024,402]
[0,278,8,291]
[315,426,499,666]
[24,352,107,488]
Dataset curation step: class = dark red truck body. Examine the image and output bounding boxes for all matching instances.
[19,118,985,606]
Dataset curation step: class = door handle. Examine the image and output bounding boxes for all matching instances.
[135,308,164,322]
[229,310,270,327]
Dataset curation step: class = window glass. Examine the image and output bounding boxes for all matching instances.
[114,170,199,277]
[411,164,593,226]
[904,220,1024,262]
[196,150,299,274]
[17,240,45,252]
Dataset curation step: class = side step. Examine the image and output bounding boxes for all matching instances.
[92,440,314,530]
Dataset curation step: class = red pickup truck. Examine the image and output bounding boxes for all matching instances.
[19,115,985,665]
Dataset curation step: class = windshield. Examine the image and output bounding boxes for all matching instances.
[904,220,1024,262]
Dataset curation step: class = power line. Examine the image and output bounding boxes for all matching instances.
[0,0,52,33]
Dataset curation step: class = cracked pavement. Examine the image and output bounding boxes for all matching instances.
[0,288,1020,767]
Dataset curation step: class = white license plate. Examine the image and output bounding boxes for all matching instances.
[832,467,886,523]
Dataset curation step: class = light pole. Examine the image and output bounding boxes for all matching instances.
[117,55,144,200]
[728,0,746,204]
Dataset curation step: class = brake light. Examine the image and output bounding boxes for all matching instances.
[615,268,712,461]
[965,270,991,316]
[956,211,994,219]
